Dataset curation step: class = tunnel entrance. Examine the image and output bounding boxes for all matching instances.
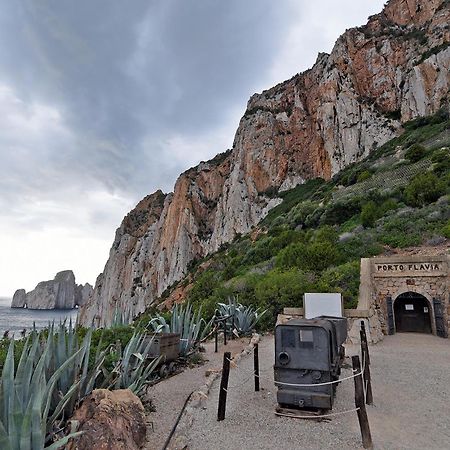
[394,292,432,334]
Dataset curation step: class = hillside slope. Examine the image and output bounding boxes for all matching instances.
[80,0,449,326]
[157,113,448,328]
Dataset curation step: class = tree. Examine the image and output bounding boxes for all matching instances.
[404,173,445,207]
[361,201,379,228]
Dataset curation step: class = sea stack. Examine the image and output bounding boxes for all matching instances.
[11,270,93,310]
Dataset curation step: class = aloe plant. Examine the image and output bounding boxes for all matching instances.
[102,330,161,396]
[0,333,83,449]
[148,303,212,356]
[217,297,266,336]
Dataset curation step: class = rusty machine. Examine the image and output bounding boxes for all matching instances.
[274,316,347,410]
[145,332,180,378]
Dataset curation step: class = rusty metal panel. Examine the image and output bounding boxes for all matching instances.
[386,296,395,335]
[145,333,180,361]
[433,298,447,338]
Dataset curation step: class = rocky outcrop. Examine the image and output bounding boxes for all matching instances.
[11,289,27,308]
[67,389,146,450]
[76,283,94,307]
[11,271,93,310]
[80,0,449,327]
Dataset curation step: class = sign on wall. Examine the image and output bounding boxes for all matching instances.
[304,293,343,319]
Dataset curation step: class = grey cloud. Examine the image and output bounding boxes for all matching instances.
[0,0,299,210]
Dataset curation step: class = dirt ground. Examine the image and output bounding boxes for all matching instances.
[148,332,450,450]
[143,336,253,450]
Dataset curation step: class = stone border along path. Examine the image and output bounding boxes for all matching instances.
[143,335,260,450]
[177,333,450,450]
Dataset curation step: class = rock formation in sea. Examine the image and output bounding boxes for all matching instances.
[11,270,93,310]
[80,0,449,326]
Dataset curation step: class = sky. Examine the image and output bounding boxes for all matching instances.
[0,0,385,297]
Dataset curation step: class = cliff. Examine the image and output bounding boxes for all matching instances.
[11,270,93,310]
[80,0,449,327]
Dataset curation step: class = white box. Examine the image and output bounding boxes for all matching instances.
[304,293,343,319]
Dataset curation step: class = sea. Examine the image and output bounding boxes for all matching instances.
[0,297,78,337]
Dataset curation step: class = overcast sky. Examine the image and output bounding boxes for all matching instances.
[0,0,385,296]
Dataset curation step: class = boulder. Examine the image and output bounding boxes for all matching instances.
[67,389,146,450]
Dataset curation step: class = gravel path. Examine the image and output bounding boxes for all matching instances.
[183,333,450,450]
[143,337,254,450]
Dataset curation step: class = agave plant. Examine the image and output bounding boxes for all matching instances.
[217,296,266,337]
[0,333,83,450]
[45,321,106,420]
[148,303,213,356]
[110,306,133,328]
[102,330,161,396]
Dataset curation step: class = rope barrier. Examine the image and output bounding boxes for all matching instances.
[274,407,361,420]
[225,353,366,388]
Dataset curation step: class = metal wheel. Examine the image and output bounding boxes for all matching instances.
[168,361,177,374]
[159,364,169,378]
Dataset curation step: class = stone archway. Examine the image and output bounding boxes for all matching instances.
[356,254,449,340]
[394,291,432,334]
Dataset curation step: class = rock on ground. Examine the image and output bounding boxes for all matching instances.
[67,389,147,450]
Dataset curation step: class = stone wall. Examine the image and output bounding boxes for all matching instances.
[357,254,449,338]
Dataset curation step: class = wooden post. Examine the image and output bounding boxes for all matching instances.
[352,355,373,449]
[254,343,260,392]
[223,321,227,346]
[217,352,231,421]
[360,333,373,405]
[231,316,235,340]
[214,328,218,353]
[360,321,370,365]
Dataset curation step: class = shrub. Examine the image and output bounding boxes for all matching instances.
[357,170,372,182]
[380,198,399,214]
[304,240,341,271]
[431,147,450,176]
[242,237,275,265]
[253,269,313,328]
[339,233,383,260]
[381,231,422,248]
[317,260,361,308]
[188,269,220,304]
[320,196,361,225]
[404,173,445,207]
[276,226,340,272]
[287,201,318,227]
[405,143,428,162]
[313,225,339,244]
[442,221,450,239]
[276,242,308,269]
[361,201,380,228]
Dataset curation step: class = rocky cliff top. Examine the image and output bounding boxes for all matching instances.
[80,0,449,327]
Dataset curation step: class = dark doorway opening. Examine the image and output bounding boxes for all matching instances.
[394,292,432,333]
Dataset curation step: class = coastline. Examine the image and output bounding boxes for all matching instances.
[0,296,78,336]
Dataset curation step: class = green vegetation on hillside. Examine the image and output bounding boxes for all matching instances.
[0,111,448,447]
[164,110,450,328]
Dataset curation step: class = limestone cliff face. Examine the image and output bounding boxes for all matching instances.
[80,0,449,327]
[11,270,93,310]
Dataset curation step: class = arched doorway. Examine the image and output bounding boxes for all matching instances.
[394,292,432,333]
